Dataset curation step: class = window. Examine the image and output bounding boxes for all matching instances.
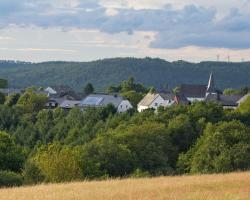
[120,105,123,108]
[155,103,158,106]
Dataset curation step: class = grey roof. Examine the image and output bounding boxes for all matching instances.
[47,98,65,104]
[45,86,81,100]
[174,94,190,105]
[49,85,73,93]
[79,94,125,108]
[60,100,81,109]
[205,93,244,107]
[180,84,207,98]
[159,92,175,100]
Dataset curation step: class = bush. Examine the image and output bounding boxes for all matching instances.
[0,171,23,187]
[22,160,45,185]
[178,121,250,174]
[130,169,151,178]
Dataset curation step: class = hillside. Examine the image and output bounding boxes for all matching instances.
[1,172,249,200]
[0,58,250,91]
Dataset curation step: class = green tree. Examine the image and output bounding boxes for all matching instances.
[33,143,83,182]
[121,90,144,108]
[0,79,8,88]
[223,88,240,95]
[178,121,250,174]
[113,122,177,174]
[167,114,196,153]
[81,136,134,178]
[0,131,25,172]
[17,90,48,113]
[0,92,5,104]
[173,86,180,95]
[84,82,94,95]
[5,93,20,106]
[237,95,250,114]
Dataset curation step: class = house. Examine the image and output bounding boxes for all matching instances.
[179,84,207,102]
[78,94,133,113]
[45,98,65,109]
[203,73,248,109]
[173,94,190,105]
[59,100,81,110]
[178,73,220,103]
[205,93,244,109]
[44,85,81,100]
[137,92,175,112]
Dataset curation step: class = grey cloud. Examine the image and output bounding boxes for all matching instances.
[0,0,250,49]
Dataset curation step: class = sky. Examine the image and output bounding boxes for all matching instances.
[0,0,250,62]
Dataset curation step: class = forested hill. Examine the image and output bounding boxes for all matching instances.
[0,58,250,91]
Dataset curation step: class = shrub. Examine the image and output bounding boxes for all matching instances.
[0,171,23,187]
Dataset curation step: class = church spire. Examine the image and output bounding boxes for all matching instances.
[207,72,216,94]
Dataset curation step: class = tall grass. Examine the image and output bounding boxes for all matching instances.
[0,172,249,200]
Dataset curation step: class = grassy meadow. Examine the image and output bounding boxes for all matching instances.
[0,172,249,200]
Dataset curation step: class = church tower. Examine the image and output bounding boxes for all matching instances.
[206,72,217,96]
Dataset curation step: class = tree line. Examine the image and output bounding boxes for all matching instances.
[0,79,250,187]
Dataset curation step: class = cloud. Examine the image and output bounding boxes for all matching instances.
[0,0,250,49]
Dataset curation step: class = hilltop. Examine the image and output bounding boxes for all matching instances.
[0,58,250,91]
[0,172,249,200]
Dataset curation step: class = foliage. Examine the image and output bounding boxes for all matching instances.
[0,92,5,104]
[0,77,250,186]
[33,143,83,182]
[121,90,144,107]
[178,121,250,173]
[81,136,134,178]
[0,171,23,187]
[22,160,45,185]
[237,95,250,114]
[223,87,249,95]
[84,82,94,95]
[5,93,20,106]
[0,131,25,172]
[17,90,48,113]
[0,79,8,88]
[1,58,250,91]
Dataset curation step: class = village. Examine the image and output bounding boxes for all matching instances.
[1,73,249,113]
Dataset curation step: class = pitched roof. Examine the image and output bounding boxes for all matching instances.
[79,94,126,108]
[159,92,175,100]
[60,100,81,109]
[174,94,190,105]
[138,93,159,107]
[50,85,73,93]
[180,84,207,98]
[205,93,244,107]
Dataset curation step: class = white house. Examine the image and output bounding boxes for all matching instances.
[137,92,175,112]
[78,94,133,113]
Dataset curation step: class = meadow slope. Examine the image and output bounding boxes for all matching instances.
[0,172,249,200]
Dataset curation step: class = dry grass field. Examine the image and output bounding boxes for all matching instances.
[0,172,250,200]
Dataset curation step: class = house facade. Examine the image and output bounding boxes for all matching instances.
[137,92,175,112]
[78,94,133,113]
